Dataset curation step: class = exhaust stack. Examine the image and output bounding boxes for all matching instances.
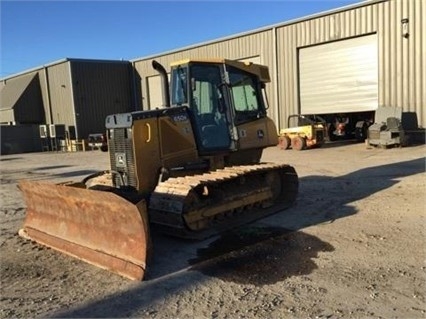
[152,60,170,108]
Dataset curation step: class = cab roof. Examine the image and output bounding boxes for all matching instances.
[170,58,271,83]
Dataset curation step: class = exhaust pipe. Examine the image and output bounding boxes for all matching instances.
[152,60,170,108]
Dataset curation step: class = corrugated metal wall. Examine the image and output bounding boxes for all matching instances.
[37,69,50,123]
[0,125,42,155]
[13,74,45,123]
[1,59,135,141]
[378,0,425,126]
[132,0,425,129]
[70,61,134,139]
[46,61,76,131]
[0,72,43,123]
[276,0,424,129]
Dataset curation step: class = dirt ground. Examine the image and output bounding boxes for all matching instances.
[0,141,425,318]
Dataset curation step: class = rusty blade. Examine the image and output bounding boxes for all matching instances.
[18,180,150,281]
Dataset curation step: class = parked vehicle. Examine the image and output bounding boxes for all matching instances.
[278,114,327,150]
[87,133,108,151]
[323,111,374,142]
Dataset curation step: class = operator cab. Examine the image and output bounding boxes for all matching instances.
[169,59,268,154]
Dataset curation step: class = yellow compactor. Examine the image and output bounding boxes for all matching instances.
[278,114,327,151]
[19,59,299,280]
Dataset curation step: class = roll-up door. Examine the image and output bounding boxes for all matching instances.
[299,34,378,115]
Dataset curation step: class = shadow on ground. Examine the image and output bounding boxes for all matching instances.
[0,157,23,162]
[11,170,101,183]
[34,165,73,171]
[48,157,424,318]
[190,227,334,286]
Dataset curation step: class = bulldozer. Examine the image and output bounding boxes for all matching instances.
[18,58,299,281]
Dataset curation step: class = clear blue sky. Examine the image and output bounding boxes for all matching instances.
[1,0,360,78]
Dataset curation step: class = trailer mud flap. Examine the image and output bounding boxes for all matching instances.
[18,180,150,281]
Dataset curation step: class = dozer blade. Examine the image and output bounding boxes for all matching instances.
[18,180,150,281]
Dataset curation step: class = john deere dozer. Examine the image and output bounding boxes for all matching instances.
[19,58,299,280]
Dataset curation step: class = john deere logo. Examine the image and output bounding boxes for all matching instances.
[115,153,126,168]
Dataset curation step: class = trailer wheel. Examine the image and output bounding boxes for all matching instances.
[291,136,306,151]
[278,136,291,150]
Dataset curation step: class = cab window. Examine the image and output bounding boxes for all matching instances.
[171,66,188,105]
[228,67,264,124]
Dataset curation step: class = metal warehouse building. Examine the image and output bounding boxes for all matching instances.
[1,0,424,154]
[132,0,424,131]
[0,59,135,154]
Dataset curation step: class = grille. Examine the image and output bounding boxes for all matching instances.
[109,128,137,188]
[368,131,380,140]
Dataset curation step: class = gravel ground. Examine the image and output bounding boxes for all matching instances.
[0,141,425,318]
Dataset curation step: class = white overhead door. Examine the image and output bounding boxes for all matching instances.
[299,34,378,114]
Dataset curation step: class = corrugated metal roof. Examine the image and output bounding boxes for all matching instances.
[0,73,36,110]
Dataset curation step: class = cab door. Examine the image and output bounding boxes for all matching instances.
[189,64,234,153]
[225,65,278,150]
